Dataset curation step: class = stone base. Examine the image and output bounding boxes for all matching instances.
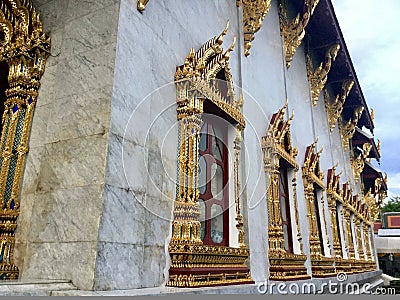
[0,280,77,296]
[269,254,310,281]
[49,270,384,296]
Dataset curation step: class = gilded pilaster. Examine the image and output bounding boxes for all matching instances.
[0,0,51,280]
[326,167,342,259]
[353,216,365,272]
[363,224,372,262]
[234,127,245,248]
[343,209,355,260]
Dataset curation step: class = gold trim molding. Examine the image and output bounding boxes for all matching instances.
[236,0,271,57]
[168,23,251,287]
[262,101,309,281]
[325,80,354,131]
[280,0,320,68]
[0,0,51,280]
[306,44,340,105]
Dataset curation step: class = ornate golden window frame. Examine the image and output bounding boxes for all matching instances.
[301,140,335,277]
[262,101,309,281]
[167,23,252,288]
[0,0,51,280]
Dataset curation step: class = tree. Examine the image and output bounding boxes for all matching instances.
[381,196,400,213]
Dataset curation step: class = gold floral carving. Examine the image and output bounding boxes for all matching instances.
[302,140,336,277]
[340,106,364,150]
[306,44,340,105]
[168,23,251,287]
[280,0,320,68]
[351,143,372,183]
[137,0,149,12]
[325,80,354,131]
[262,101,309,280]
[0,0,51,280]
[236,0,271,57]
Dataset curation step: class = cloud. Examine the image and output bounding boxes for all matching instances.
[331,0,400,197]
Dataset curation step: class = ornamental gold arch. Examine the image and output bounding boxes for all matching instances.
[167,23,252,288]
[0,0,51,279]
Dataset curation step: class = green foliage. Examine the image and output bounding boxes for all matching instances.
[381,196,400,213]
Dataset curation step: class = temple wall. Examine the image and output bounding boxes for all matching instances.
[16,0,120,290]
[100,0,241,290]
[10,0,379,292]
[240,0,286,281]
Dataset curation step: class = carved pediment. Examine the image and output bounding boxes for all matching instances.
[264,100,298,168]
[175,22,245,128]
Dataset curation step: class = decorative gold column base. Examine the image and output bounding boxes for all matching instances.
[167,244,253,287]
[352,260,369,273]
[311,256,336,278]
[0,265,19,280]
[357,260,376,272]
[334,258,355,274]
[0,212,19,280]
[269,253,310,281]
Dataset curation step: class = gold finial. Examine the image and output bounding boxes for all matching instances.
[217,20,230,45]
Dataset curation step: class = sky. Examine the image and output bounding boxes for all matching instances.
[331,0,400,198]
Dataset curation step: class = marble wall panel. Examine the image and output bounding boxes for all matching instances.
[93,242,144,290]
[25,184,104,243]
[35,135,107,192]
[142,246,167,287]
[105,132,148,192]
[143,195,174,247]
[46,87,112,144]
[98,184,146,245]
[19,241,98,291]
[18,0,120,286]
